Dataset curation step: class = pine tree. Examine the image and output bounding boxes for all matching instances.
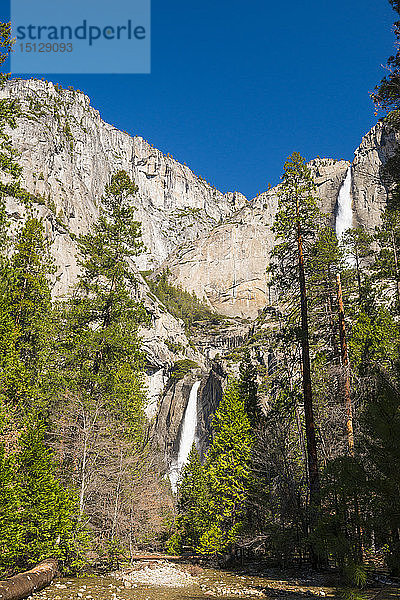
[271,152,321,532]
[238,351,259,425]
[16,419,86,572]
[0,22,22,207]
[371,1,400,114]
[197,381,252,556]
[308,225,343,360]
[341,227,373,303]
[51,170,149,541]
[167,444,209,553]
[360,368,400,574]
[5,218,54,373]
[0,402,22,577]
[374,210,400,308]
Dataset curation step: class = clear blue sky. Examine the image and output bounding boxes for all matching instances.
[1,0,397,199]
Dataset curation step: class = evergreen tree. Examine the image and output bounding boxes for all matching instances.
[0,22,22,206]
[374,210,400,308]
[51,170,149,541]
[0,300,30,408]
[371,1,400,114]
[308,225,343,361]
[0,403,22,576]
[167,444,209,553]
[271,152,322,530]
[4,218,54,373]
[16,419,86,572]
[238,351,259,425]
[360,368,400,575]
[341,227,373,303]
[197,381,252,556]
[0,414,86,577]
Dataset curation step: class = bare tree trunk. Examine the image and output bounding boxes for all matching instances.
[336,273,354,454]
[79,410,88,516]
[296,202,320,513]
[111,447,124,541]
[327,292,340,360]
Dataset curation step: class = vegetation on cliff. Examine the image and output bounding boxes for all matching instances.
[144,269,226,332]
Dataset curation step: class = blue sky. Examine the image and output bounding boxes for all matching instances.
[1,0,396,199]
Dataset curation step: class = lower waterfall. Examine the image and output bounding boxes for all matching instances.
[169,380,201,493]
[335,166,353,239]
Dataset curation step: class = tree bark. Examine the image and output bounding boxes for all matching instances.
[296,203,320,511]
[336,273,354,454]
[0,559,58,600]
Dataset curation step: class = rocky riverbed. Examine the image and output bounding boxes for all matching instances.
[28,562,399,600]
[28,561,339,600]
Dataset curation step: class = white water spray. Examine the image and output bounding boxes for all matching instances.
[169,380,201,493]
[335,167,353,239]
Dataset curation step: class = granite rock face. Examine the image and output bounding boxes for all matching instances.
[352,121,399,231]
[1,78,243,290]
[3,78,399,467]
[162,158,350,319]
[163,136,397,319]
[2,78,222,422]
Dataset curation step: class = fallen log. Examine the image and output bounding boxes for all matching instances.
[0,559,59,600]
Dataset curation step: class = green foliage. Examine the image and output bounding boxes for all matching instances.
[361,369,400,574]
[198,381,253,555]
[165,338,185,354]
[170,359,199,381]
[45,170,150,545]
[4,218,54,372]
[336,563,368,600]
[170,380,253,557]
[313,457,367,566]
[145,269,224,331]
[166,445,209,553]
[348,307,398,374]
[270,151,322,296]
[0,23,22,240]
[15,420,87,572]
[238,351,259,425]
[373,209,400,306]
[0,402,22,575]
[371,2,400,114]
[0,415,87,577]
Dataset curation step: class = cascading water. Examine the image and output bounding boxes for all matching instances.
[169,380,201,493]
[335,166,353,239]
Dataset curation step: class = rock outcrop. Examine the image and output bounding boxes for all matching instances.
[352,121,398,231]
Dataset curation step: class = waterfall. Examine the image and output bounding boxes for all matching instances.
[335,167,353,239]
[169,380,201,493]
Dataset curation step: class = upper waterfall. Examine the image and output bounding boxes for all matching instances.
[335,166,353,239]
[169,380,201,493]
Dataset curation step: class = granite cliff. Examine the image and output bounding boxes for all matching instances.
[2,78,397,469]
